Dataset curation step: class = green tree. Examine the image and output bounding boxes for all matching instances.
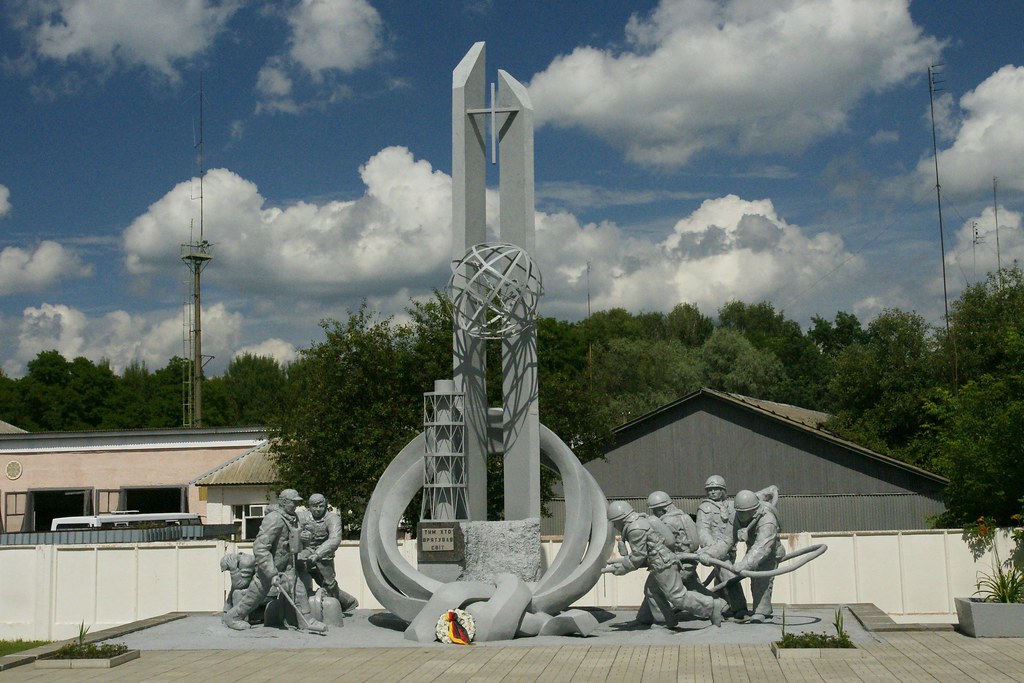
[718,300,827,407]
[66,356,118,429]
[699,327,785,398]
[538,316,588,379]
[666,302,714,347]
[272,303,449,535]
[0,369,18,428]
[104,360,158,429]
[927,332,1024,526]
[809,311,868,358]
[211,353,288,426]
[826,309,937,452]
[586,308,647,344]
[149,357,191,428]
[591,337,702,425]
[16,350,73,430]
[941,267,1024,388]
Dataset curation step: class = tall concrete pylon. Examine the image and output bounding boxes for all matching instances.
[451,42,540,521]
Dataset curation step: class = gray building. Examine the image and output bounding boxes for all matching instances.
[544,387,947,534]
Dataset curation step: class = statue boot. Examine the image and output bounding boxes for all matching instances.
[290,590,328,633]
[300,616,328,633]
[223,585,263,631]
[222,612,252,631]
[286,579,328,633]
[324,579,359,612]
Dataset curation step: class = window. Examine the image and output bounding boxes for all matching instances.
[121,487,186,513]
[232,503,267,539]
[30,489,93,532]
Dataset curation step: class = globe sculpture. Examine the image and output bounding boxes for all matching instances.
[448,242,543,339]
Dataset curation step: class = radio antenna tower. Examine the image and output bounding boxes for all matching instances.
[929,64,957,392]
[993,177,1002,286]
[181,75,214,428]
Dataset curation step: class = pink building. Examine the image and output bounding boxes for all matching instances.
[1,425,267,533]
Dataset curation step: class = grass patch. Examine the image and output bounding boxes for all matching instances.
[48,642,130,660]
[0,640,50,656]
[39,621,128,660]
[775,608,855,649]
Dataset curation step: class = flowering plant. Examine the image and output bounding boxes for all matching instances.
[962,504,1024,604]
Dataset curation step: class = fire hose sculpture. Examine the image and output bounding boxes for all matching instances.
[605,483,828,625]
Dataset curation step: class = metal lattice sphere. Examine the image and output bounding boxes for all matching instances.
[448,242,543,339]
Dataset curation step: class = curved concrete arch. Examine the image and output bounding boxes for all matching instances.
[359,423,612,622]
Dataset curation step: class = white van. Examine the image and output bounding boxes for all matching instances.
[50,511,202,531]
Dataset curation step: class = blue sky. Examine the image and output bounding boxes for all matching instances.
[1,0,1023,378]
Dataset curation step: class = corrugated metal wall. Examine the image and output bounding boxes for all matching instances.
[540,493,946,536]
[584,396,947,501]
[0,523,238,546]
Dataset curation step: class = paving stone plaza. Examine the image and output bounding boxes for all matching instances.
[2,607,1023,682]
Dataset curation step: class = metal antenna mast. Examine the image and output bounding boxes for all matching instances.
[586,260,592,391]
[181,75,214,428]
[993,177,1002,285]
[928,64,956,391]
[928,65,951,333]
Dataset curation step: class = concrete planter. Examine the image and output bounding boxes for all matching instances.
[35,649,140,669]
[771,642,864,659]
[955,597,1024,638]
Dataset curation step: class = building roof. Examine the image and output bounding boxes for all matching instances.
[613,387,948,485]
[0,426,267,454]
[0,419,26,434]
[192,439,278,486]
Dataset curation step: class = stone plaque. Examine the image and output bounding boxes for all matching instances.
[421,527,456,551]
[417,521,465,564]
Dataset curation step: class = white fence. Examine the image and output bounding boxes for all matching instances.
[0,529,1012,641]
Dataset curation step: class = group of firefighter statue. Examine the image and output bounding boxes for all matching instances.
[220,489,359,634]
[219,476,797,635]
[605,476,785,628]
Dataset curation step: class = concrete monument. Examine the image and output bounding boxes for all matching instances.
[696,475,747,617]
[637,490,707,625]
[220,552,261,621]
[604,501,726,627]
[222,489,327,633]
[359,42,612,643]
[729,489,783,623]
[298,493,359,613]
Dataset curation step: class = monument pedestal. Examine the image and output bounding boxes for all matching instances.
[417,519,542,584]
[458,519,541,583]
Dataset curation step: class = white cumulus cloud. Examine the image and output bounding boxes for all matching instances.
[123,146,861,340]
[528,0,942,167]
[0,185,10,217]
[536,194,862,320]
[256,0,384,113]
[11,0,239,83]
[12,301,242,376]
[915,65,1024,199]
[124,147,453,297]
[234,339,298,367]
[0,241,92,296]
[947,205,1024,289]
[287,0,383,77]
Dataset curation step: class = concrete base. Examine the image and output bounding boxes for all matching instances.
[106,606,882,650]
[35,650,140,669]
[459,519,541,583]
[771,642,863,659]
[956,597,1024,637]
[418,562,464,583]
